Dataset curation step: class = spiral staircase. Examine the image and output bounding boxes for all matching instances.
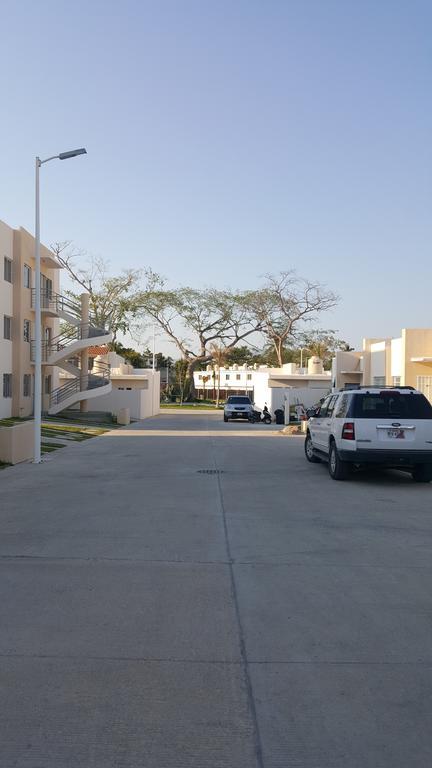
[30,290,112,415]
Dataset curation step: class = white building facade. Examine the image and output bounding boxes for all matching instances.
[194,358,332,420]
[332,330,432,402]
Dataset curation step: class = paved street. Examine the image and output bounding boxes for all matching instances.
[1,410,432,767]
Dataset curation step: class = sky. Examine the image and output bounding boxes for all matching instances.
[1,0,431,355]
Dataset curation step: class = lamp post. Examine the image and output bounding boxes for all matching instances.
[33,148,87,463]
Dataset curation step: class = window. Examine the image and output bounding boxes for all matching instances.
[335,394,349,418]
[44,375,52,395]
[3,374,12,398]
[247,374,252,380]
[353,393,432,420]
[326,395,338,417]
[236,374,241,380]
[24,264,32,288]
[318,396,332,418]
[392,376,401,387]
[23,319,31,342]
[23,374,31,397]
[225,374,230,380]
[3,315,12,340]
[373,376,386,386]
[198,374,203,380]
[3,257,12,283]
[227,396,252,404]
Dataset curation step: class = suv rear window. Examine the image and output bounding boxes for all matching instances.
[227,396,251,404]
[352,393,432,420]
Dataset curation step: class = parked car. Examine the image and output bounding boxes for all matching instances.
[223,395,253,422]
[304,386,432,481]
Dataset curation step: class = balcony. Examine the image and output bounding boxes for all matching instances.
[31,289,82,320]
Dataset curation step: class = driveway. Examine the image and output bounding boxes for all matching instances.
[0,411,431,767]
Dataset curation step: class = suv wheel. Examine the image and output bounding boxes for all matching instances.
[305,433,320,463]
[328,441,350,481]
[412,464,432,483]
[223,415,228,423]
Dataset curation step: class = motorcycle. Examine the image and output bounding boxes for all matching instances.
[248,408,272,424]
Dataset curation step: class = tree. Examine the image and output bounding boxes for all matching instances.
[209,343,230,407]
[173,359,190,404]
[298,330,353,369]
[52,242,142,343]
[248,271,339,366]
[136,269,263,396]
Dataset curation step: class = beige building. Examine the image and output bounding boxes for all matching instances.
[1,219,112,420]
[332,329,432,402]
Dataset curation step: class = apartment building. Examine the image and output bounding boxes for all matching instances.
[332,329,432,402]
[1,219,112,419]
[0,220,61,418]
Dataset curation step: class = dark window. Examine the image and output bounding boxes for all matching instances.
[3,374,12,398]
[353,393,432,420]
[326,395,338,417]
[3,315,12,340]
[335,394,349,418]
[236,374,241,380]
[3,257,12,283]
[225,374,230,380]
[23,319,31,342]
[318,396,332,418]
[24,264,31,288]
[44,375,52,395]
[23,374,31,397]
[227,396,252,404]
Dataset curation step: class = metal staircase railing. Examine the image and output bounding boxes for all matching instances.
[49,361,111,410]
[31,289,82,319]
[31,323,110,362]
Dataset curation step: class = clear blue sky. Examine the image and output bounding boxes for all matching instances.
[1,0,431,352]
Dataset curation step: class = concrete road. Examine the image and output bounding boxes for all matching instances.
[0,411,432,767]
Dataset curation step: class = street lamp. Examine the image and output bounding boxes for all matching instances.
[34,148,87,463]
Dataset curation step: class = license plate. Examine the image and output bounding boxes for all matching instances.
[387,429,405,439]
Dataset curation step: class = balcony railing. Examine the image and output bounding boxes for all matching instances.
[31,323,110,362]
[31,289,82,318]
[49,361,110,409]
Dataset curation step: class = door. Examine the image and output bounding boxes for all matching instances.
[310,395,334,452]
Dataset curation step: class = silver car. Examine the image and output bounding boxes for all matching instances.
[223,395,253,422]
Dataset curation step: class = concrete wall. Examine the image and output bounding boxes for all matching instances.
[0,420,34,464]
[0,221,13,418]
[89,371,160,420]
[391,338,402,380]
[369,341,386,382]
[11,228,60,418]
[402,329,432,390]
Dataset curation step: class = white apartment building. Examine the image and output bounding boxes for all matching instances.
[1,219,112,420]
[332,330,432,402]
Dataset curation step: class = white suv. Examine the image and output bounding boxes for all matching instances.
[305,386,432,481]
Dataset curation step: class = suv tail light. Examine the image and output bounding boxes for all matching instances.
[342,422,355,440]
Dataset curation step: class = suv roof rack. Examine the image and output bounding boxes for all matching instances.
[339,385,416,392]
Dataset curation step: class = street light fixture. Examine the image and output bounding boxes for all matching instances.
[33,148,87,463]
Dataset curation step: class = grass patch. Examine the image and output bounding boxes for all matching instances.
[0,417,32,427]
[41,442,66,453]
[41,422,110,441]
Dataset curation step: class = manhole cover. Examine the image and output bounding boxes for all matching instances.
[197,469,223,475]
